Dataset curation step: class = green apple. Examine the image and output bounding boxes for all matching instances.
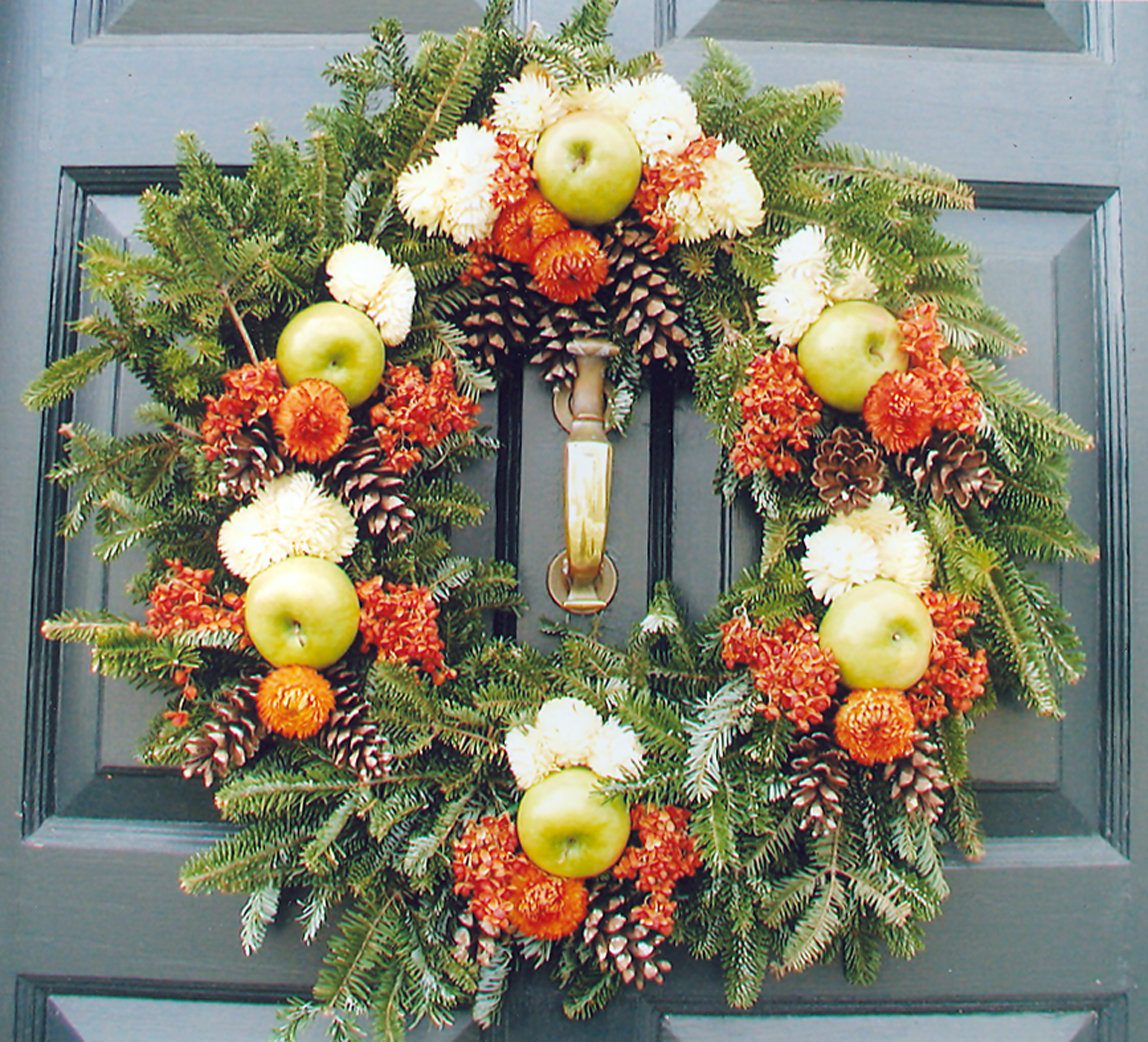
[819,578,934,690]
[797,301,906,412]
[533,111,642,226]
[276,301,385,407]
[243,556,360,669]
[516,766,631,879]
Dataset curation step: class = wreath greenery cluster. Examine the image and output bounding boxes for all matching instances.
[24,1,1096,1038]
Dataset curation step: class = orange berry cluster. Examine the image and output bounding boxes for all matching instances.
[355,578,455,685]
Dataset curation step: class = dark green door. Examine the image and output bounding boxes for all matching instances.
[2,1,1142,1040]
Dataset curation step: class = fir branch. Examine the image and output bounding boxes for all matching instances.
[684,676,754,801]
[240,884,281,955]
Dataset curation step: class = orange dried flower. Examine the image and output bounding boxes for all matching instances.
[356,577,455,684]
[928,356,981,434]
[200,360,285,459]
[490,133,539,210]
[898,302,946,366]
[632,892,677,936]
[907,591,988,720]
[256,664,335,739]
[863,369,938,453]
[633,136,720,249]
[492,189,569,265]
[531,229,609,304]
[834,688,917,766]
[506,863,588,940]
[613,804,701,901]
[273,378,351,463]
[720,613,840,731]
[453,813,527,935]
[146,559,245,637]
[730,349,822,478]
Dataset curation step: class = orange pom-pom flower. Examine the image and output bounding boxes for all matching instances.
[493,189,569,265]
[506,862,588,940]
[256,664,335,739]
[834,688,917,766]
[531,229,609,304]
[274,378,352,463]
[862,369,938,453]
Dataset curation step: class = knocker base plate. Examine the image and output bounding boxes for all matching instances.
[546,551,619,615]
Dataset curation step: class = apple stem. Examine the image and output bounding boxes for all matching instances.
[221,288,260,366]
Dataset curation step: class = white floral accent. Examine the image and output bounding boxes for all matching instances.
[756,276,829,346]
[325,243,416,346]
[773,225,830,283]
[801,524,880,603]
[695,140,764,238]
[395,124,500,246]
[490,68,567,150]
[217,473,358,581]
[829,247,879,303]
[663,187,716,243]
[609,74,701,159]
[876,525,935,593]
[832,492,907,542]
[503,696,645,789]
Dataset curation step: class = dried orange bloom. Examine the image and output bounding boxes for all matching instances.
[613,804,701,900]
[898,301,946,365]
[490,130,535,209]
[492,189,569,265]
[863,369,938,453]
[355,577,455,684]
[200,360,285,458]
[531,228,609,304]
[730,348,822,478]
[256,665,335,739]
[506,864,588,940]
[453,813,526,935]
[834,688,917,766]
[146,559,244,637]
[274,378,351,462]
[907,591,988,720]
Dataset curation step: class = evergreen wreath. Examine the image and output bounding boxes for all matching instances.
[24,0,1096,1037]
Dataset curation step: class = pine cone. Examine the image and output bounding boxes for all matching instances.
[582,887,673,989]
[899,431,1002,510]
[216,417,287,498]
[320,424,414,541]
[599,218,691,367]
[181,676,266,786]
[451,908,501,967]
[884,734,951,823]
[788,732,850,836]
[531,297,609,382]
[458,257,546,366]
[316,670,393,782]
[811,426,885,514]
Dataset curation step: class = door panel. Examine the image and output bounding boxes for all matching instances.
[3,2,1144,1041]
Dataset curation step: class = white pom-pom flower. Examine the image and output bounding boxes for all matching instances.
[532,696,605,767]
[664,187,716,243]
[801,523,880,603]
[490,68,567,150]
[773,226,830,283]
[876,525,935,593]
[505,727,556,790]
[609,74,701,158]
[833,492,907,542]
[325,243,416,346]
[586,718,645,781]
[756,274,829,346]
[829,248,879,302]
[217,473,358,581]
[695,140,764,238]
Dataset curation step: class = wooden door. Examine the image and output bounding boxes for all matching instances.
[2,1,1143,1040]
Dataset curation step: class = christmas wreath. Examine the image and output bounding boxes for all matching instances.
[25,0,1096,1037]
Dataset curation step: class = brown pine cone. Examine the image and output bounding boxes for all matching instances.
[811,426,885,514]
[531,297,609,383]
[181,676,266,786]
[788,732,850,836]
[451,908,502,967]
[884,734,951,823]
[582,887,673,989]
[319,423,414,541]
[316,670,392,782]
[458,257,547,366]
[899,430,1002,510]
[216,417,287,499]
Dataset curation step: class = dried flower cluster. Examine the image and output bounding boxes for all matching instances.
[612,804,701,934]
[256,664,336,739]
[355,578,455,684]
[907,590,989,722]
[200,360,285,459]
[834,688,918,766]
[325,242,416,346]
[146,559,244,638]
[730,348,822,478]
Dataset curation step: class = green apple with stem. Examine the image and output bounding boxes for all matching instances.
[276,301,385,407]
[533,111,642,227]
[797,300,906,412]
[243,556,360,669]
[819,578,934,690]
[516,766,632,879]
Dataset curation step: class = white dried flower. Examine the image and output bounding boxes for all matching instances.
[586,718,645,781]
[773,225,830,284]
[609,74,701,158]
[560,81,616,117]
[325,243,416,346]
[832,492,908,542]
[533,696,604,768]
[756,274,829,346]
[490,68,567,150]
[801,523,880,603]
[395,158,450,236]
[876,525,935,593]
[664,187,716,244]
[829,251,879,303]
[504,727,555,790]
[695,140,764,238]
[217,472,358,581]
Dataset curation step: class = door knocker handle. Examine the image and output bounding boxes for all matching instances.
[547,338,619,615]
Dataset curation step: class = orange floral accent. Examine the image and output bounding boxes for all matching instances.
[730,349,822,478]
[530,229,609,304]
[633,136,720,250]
[720,613,840,731]
[147,559,244,637]
[907,591,989,721]
[834,688,917,766]
[613,804,700,900]
[490,131,536,210]
[452,813,526,935]
[200,360,285,459]
[863,369,938,453]
[256,665,335,739]
[356,578,455,684]
[507,864,589,940]
[369,358,481,475]
[273,378,351,462]
[898,302,947,365]
[492,188,569,265]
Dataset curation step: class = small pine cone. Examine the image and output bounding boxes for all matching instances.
[899,431,1003,510]
[531,296,610,382]
[788,732,850,836]
[884,734,951,823]
[216,417,287,499]
[181,676,266,786]
[459,257,546,366]
[599,218,691,367]
[582,888,673,990]
[811,426,885,514]
[316,670,393,782]
[451,908,501,967]
[320,424,414,542]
